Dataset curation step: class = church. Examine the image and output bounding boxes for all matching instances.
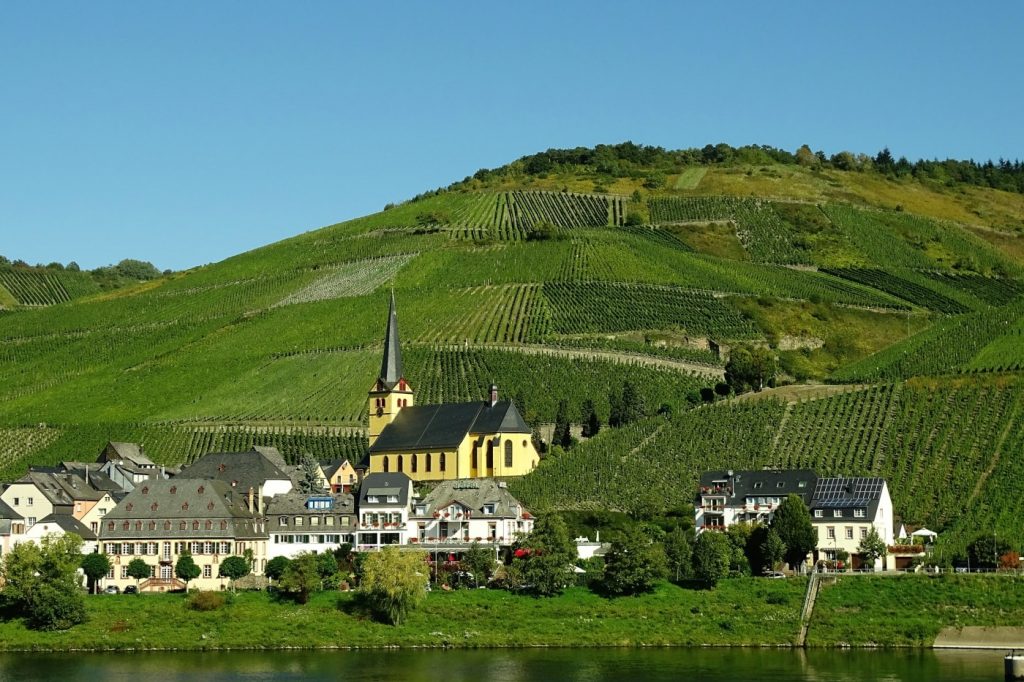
[365,294,541,481]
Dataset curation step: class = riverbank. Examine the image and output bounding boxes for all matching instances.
[2,575,1023,652]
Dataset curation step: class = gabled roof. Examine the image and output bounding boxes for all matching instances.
[698,469,817,504]
[321,458,353,480]
[809,476,887,520]
[358,473,412,507]
[368,400,530,453]
[413,479,526,519]
[265,492,356,530]
[177,449,292,492]
[0,498,22,520]
[15,470,108,505]
[103,441,156,468]
[30,514,97,541]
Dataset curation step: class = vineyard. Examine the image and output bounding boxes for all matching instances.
[541,282,758,338]
[0,422,368,482]
[274,253,417,307]
[918,271,1024,306]
[822,268,972,313]
[832,296,1024,381]
[513,375,1024,547]
[647,197,809,264]
[0,268,100,306]
[412,284,550,344]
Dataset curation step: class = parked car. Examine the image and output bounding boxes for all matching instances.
[124,585,138,594]
[103,585,120,594]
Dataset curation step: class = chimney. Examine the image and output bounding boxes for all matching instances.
[489,384,498,407]
[248,487,255,513]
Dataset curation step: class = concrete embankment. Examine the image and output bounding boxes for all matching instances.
[934,627,1024,650]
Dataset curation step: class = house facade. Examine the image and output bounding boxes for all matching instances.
[99,479,267,592]
[364,294,540,481]
[266,491,357,560]
[408,479,533,546]
[696,469,895,570]
[356,473,413,549]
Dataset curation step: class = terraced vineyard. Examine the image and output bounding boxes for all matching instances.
[0,268,100,306]
[822,268,972,313]
[275,254,417,306]
[918,271,1024,306]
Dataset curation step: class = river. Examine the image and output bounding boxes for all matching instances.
[0,648,1010,681]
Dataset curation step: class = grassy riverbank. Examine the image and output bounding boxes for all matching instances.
[0,580,805,651]
[3,575,1024,651]
[807,574,1024,647]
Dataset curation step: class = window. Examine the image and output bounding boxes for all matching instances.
[397,455,404,473]
[205,520,212,530]
[121,566,130,579]
[295,517,303,526]
[326,516,335,526]
[204,542,213,554]
[220,542,231,554]
[860,528,868,540]
[26,497,33,506]
[854,509,866,518]
[483,504,496,515]
[827,527,835,540]
[411,455,417,473]
[12,498,17,506]
[798,481,807,488]
[311,516,320,526]
[776,482,785,489]
[440,452,446,471]
[426,454,432,472]
[833,510,843,518]
[203,565,212,579]
[382,456,389,473]
[279,516,288,526]
[504,440,513,468]
[753,482,763,490]
[386,495,398,504]
[845,527,853,540]
[193,521,200,530]
[124,543,135,555]
[814,509,823,518]
[180,521,187,530]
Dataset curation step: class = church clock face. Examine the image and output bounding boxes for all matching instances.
[376,407,384,417]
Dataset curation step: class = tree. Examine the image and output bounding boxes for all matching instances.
[551,399,572,449]
[967,534,1012,570]
[760,529,786,574]
[360,546,428,625]
[219,555,251,589]
[608,389,623,428]
[297,454,324,494]
[460,543,496,586]
[279,552,321,604]
[580,399,600,438]
[126,558,152,591]
[114,259,161,280]
[770,494,816,571]
[795,144,819,168]
[65,261,80,272]
[265,556,291,582]
[514,515,577,596]
[725,523,754,575]
[1,533,86,630]
[620,381,646,424]
[601,534,666,596]
[317,551,339,588]
[692,532,730,587]
[175,552,201,589]
[858,528,888,570]
[664,527,693,581]
[724,345,778,394]
[81,553,111,595]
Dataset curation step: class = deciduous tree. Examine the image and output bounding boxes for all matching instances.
[601,534,666,596]
[81,552,111,594]
[770,494,816,570]
[692,531,730,587]
[175,551,201,590]
[360,546,428,625]
[514,515,576,596]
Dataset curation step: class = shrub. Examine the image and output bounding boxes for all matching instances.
[187,591,226,612]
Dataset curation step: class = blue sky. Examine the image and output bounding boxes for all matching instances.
[2,2,1021,271]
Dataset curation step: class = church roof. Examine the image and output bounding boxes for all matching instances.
[378,291,404,390]
[368,400,531,453]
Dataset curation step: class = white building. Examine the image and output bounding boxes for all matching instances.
[408,479,533,547]
[266,491,357,560]
[356,473,413,550]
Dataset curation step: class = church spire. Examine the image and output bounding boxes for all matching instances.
[379,290,403,389]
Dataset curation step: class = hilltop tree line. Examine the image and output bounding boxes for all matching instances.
[0,256,167,290]
[398,142,1024,201]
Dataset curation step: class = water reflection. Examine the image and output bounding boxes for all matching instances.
[0,648,1006,682]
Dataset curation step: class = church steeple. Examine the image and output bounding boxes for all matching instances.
[379,290,403,389]
[368,292,413,448]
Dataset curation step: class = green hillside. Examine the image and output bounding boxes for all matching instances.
[2,142,1024,551]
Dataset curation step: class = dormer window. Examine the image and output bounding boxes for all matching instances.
[753,482,763,489]
[414,505,427,515]
[776,482,785,488]
[367,495,379,504]
[483,504,496,515]
[833,510,843,518]
[386,495,398,504]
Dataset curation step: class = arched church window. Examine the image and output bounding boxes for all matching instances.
[505,440,513,468]
[383,456,389,473]
[412,455,418,473]
[440,452,446,471]
[426,453,432,472]
[398,456,404,473]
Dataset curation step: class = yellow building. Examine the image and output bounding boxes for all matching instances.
[367,294,540,481]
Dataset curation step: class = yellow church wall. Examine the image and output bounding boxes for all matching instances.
[368,385,414,447]
[367,431,538,482]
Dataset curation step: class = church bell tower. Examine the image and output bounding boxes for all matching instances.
[368,292,414,447]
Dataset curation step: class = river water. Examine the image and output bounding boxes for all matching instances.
[0,648,1010,681]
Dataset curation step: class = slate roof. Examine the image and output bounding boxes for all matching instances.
[15,470,109,505]
[698,469,817,505]
[321,458,353,481]
[103,441,156,468]
[809,477,887,521]
[265,492,356,532]
[378,291,404,390]
[177,449,292,492]
[412,479,526,519]
[101,478,263,540]
[31,514,97,541]
[0,499,22,520]
[368,400,531,453]
[358,473,412,508]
